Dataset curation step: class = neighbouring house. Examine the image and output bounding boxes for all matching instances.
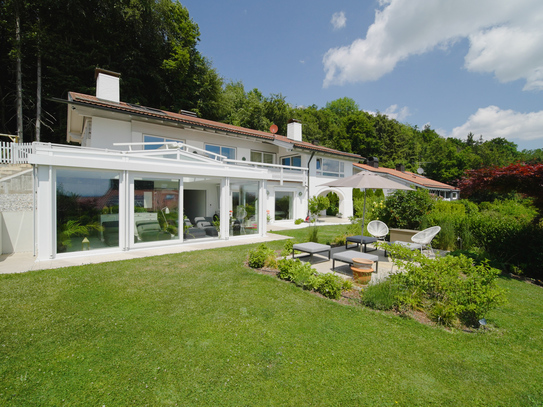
[25,69,362,260]
[354,158,460,200]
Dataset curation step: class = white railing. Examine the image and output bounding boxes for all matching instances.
[0,142,33,164]
[225,159,308,185]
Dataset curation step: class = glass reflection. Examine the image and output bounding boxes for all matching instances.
[56,169,120,253]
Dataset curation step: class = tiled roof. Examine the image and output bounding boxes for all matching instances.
[68,92,363,161]
[354,163,458,191]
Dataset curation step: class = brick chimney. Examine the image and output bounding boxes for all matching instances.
[95,68,121,103]
[287,119,302,142]
[367,157,379,168]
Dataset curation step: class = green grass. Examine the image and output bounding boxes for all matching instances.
[269,224,353,245]
[1,240,542,406]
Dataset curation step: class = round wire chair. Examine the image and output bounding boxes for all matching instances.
[367,220,389,241]
[411,226,441,254]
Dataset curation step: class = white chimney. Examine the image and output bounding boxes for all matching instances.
[95,68,121,103]
[287,119,302,142]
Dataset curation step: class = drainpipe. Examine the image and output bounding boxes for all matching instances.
[306,151,315,217]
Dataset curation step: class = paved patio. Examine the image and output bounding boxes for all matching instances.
[291,244,397,285]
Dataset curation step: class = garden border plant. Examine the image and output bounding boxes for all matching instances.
[247,243,352,300]
[365,242,508,327]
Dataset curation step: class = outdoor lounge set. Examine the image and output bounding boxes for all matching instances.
[292,220,441,280]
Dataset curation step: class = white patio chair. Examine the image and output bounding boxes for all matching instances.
[367,220,389,241]
[411,226,441,255]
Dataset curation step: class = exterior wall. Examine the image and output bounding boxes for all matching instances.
[79,111,357,223]
[1,211,33,254]
[89,117,132,149]
[309,156,355,218]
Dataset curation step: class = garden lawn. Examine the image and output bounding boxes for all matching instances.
[269,224,352,245]
[1,241,542,406]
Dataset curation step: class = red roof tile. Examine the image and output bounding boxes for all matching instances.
[354,163,458,191]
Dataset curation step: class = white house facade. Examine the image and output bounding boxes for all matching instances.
[28,70,361,261]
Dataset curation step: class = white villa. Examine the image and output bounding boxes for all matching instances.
[25,69,362,261]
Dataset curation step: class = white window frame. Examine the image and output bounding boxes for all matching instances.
[316,158,345,178]
[251,150,275,164]
[205,143,236,160]
[281,155,302,168]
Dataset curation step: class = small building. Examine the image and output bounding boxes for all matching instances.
[354,158,459,200]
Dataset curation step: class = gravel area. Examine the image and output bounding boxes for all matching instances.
[0,193,34,212]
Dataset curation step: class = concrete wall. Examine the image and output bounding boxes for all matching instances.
[1,211,33,254]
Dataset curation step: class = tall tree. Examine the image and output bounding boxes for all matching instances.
[459,162,543,220]
[0,0,222,143]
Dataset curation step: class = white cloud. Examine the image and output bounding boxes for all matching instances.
[384,104,410,121]
[365,104,411,121]
[323,0,543,90]
[451,106,543,143]
[331,11,346,30]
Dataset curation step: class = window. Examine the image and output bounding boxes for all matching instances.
[56,169,120,254]
[230,180,259,236]
[134,178,179,244]
[281,155,301,167]
[316,158,344,177]
[275,191,293,220]
[251,151,275,164]
[143,135,182,150]
[205,144,236,160]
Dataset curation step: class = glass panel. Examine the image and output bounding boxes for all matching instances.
[144,135,181,150]
[251,151,261,162]
[263,153,274,164]
[205,144,221,157]
[221,146,236,160]
[230,180,259,236]
[134,179,179,243]
[56,169,120,254]
[275,192,293,220]
[182,177,221,241]
[319,158,345,177]
[282,155,301,167]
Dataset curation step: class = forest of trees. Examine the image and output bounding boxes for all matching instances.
[2,0,542,185]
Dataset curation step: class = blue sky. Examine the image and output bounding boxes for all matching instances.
[182,0,543,151]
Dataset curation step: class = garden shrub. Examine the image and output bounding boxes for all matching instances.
[341,278,354,291]
[326,192,339,216]
[308,196,330,218]
[277,259,345,299]
[360,279,402,310]
[281,239,294,258]
[248,244,277,269]
[278,258,313,289]
[376,244,507,327]
[332,234,347,246]
[294,218,304,225]
[378,189,435,230]
[310,273,343,300]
